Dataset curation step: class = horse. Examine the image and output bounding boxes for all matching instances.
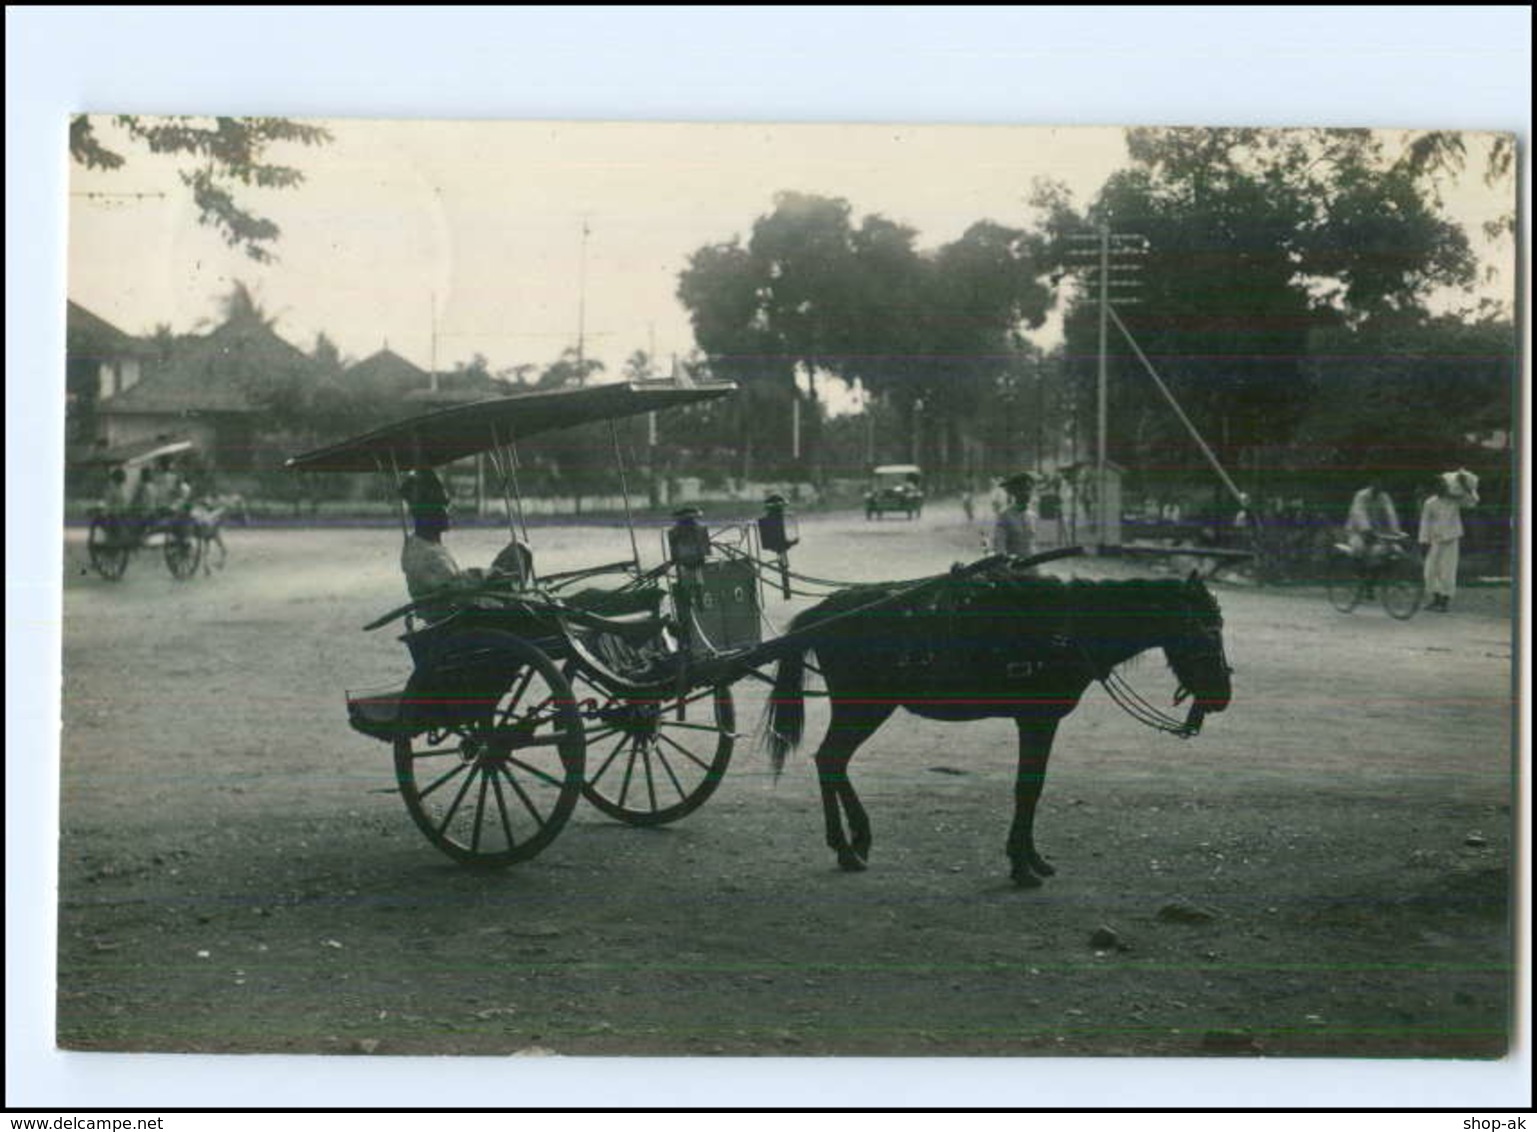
[763,565,1233,886]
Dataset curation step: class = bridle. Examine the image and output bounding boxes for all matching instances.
[1079,602,1230,739]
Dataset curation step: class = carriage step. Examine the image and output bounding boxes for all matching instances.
[347,689,408,742]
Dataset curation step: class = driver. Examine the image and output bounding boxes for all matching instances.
[399,470,532,618]
[399,470,473,616]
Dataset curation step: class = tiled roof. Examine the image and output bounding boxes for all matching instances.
[99,320,313,417]
[67,301,153,360]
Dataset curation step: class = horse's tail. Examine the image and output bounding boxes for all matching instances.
[763,646,808,778]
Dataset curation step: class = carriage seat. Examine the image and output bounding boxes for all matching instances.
[563,606,668,644]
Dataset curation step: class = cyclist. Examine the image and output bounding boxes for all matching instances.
[1344,479,1402,595]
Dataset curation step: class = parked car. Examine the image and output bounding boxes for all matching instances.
[865,464,924,520]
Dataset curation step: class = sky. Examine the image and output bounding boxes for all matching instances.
[66,119,1132,378]
[67,118,1515,390]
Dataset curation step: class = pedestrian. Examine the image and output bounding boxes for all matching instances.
[991,472,1037,562]
[1419,469,1480,612]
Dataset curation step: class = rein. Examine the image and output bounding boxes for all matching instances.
[1071,603,1220,739]
[1094,656,1204,738]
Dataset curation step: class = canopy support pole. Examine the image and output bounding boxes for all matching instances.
[383,452,411,539]
[610,420,643,573]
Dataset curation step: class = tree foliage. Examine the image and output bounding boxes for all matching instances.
[677,191,1052,477]
[1040,128,1481,477]
[71,115,333,263]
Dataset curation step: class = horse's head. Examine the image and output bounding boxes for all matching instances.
[1163,573,1233,733]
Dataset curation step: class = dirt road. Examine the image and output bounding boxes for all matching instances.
[54,507,1516,1064]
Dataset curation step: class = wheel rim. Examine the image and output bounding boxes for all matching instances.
[88,519,130,581]
[1381,563,1423,620]
[395,644,584,865]
[569,667,735,826]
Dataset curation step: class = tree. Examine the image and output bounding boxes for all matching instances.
[70,114,332,263]
[534,347,606,390]
[1039,128,1479,479]
[677,193,1053,482]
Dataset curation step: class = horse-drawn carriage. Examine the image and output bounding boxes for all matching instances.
[77,437,205,581]
[287,380,1233,884]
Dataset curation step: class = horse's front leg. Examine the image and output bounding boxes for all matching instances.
[1007,716,1061,887]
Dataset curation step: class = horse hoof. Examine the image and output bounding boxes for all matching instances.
[1011,869,1043,889]
[1028,856,1056,877]
[837,850,868,872]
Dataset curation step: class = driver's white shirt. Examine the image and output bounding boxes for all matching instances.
[401,535,463,602]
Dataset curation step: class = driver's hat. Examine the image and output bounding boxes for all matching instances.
[399,469,451,515]
[1001,472,1036,495]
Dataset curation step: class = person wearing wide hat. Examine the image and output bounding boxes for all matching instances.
[991,472,1037,561]
[1418,468,1480,612]
[398,469,469,615]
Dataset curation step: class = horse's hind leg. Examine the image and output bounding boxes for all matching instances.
[1008,717,1061,887]
[814,704,887,872]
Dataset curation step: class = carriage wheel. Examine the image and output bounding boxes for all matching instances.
[565,664,736,826]
[1379,553,1423,621]
[87,517,130,581]
[395,638,584,866]
[163,527,202,581]
[1325,551,1361,613]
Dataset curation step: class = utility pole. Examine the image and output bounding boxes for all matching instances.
[1065,226,1146,546]
[576,218,590,372]
[429,290,438,394]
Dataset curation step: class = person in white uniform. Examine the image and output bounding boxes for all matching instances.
[1418,469,1479,612]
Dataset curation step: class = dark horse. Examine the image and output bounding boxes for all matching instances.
[764,565,1233,885]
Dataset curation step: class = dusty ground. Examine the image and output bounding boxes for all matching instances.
[54,506,1517,1061]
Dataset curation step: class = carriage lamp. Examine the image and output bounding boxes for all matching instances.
[757,494,799,554]
[667,506,711,569]
[758,494,799,598]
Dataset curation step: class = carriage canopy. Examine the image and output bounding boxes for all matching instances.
[72,436,196,470]
[284,380,737,474]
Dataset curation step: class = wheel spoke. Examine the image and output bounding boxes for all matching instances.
[506,754,567,791]
[587,733,635,788]
[655,727,716,773]
[643,745,659,811]
[495,667,537,726]
[495,761,546,827]
[416,758,471,801]
[435,762,481,837]
[658,719,739,736]
[471,769,491,852]
[487,765,518,849]
[647,742,689,803]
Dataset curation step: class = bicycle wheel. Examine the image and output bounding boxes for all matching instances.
[1379,553,1424,621]
[1326,552,1361,613]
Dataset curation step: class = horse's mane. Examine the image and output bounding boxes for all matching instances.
[793,567,1216,634]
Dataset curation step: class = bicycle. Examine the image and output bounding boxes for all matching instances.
[1325,533,1422,620]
